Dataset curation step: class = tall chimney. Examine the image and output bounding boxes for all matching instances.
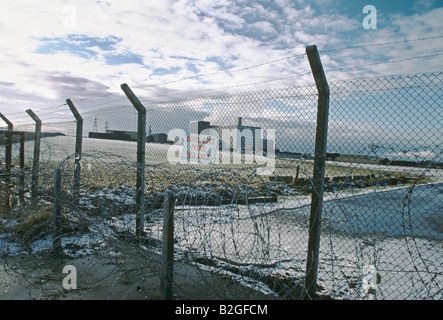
[237,117,242,127]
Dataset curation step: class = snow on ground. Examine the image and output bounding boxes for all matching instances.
[1,176,441,299]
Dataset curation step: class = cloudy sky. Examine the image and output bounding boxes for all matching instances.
[0,0,442,140]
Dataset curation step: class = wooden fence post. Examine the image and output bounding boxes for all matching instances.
[0,113,13,209]
[66,99,83,207]
[160,190,176,300]
[304,45,330,299]
[121,83,146,240]
[26,109,42,202]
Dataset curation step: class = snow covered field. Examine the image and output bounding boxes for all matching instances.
[2,181,440,299]
[1,136,441,299]
[149,183,442,299]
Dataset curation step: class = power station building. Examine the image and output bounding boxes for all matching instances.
[189,117,273,153]
[88,130,137,141]
[89,130,168,144]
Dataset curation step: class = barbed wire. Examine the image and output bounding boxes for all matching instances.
[3,69,442,127]
[1,71,442,300]
[1,35,442,124]
[325,52,443,74]
[132,53,308,89]
[322,34,443,53]
[132,35,443,90]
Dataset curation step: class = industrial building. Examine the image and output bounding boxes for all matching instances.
[89,130,168,144]
[147,133,168,144]
[88,130,137,141]
[189,117,274,153]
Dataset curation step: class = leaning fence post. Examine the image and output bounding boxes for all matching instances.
[19,132,25,205]
[0,112,13,170]
[121,83,146,240]
[304,45,330,299]
[26,109,42,202]
[53,168,62,255]
[0,113,13,209]
[66,99,83,207]
[161,190,176,300]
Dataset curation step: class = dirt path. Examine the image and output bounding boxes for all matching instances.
[0,249,273,300]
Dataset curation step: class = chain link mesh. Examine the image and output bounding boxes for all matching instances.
[1,72,442,300]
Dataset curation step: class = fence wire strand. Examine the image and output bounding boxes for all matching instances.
[1,71,442,300]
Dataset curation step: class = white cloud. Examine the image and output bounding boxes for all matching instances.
[412,0,436,12]
[0,0,442,126]
[250,20,278,36]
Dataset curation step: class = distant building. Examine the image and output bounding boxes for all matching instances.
[88,130,137,141]
[189,117,273,153]
[89,129,169,144]
[190,121,212,136]
[147,133,168,143]
[277,151,303,159]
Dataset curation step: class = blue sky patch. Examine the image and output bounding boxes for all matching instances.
[104,52,144,65]
[35,34,122,59]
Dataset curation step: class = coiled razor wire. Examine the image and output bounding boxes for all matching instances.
[1,72,442,300]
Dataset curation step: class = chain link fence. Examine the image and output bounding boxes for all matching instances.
[0,71,442,300]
